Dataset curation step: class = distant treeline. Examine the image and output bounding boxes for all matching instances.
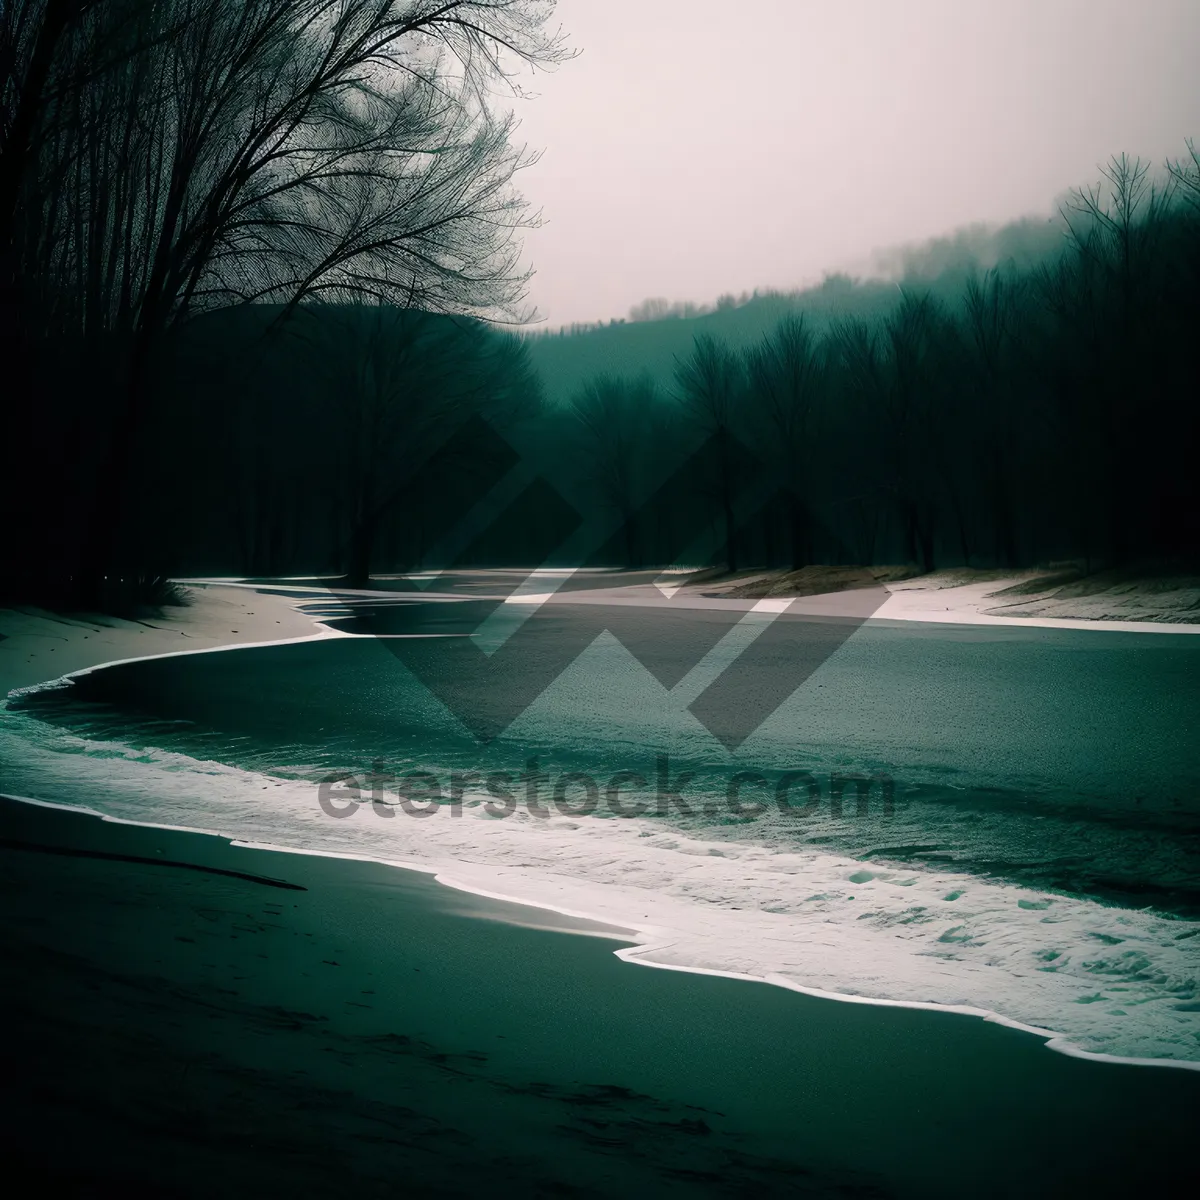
[100,150,1200,581]
[10,147,1200,602]
[529,152,1200,573]
[3,0,1197,604]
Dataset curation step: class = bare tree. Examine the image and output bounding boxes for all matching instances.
[4,0,569,598]
[16,1,570,333]
[832,295,945,571]
[673,332,743,571]
[889,293,945,569]
[828,317,890,564]
[744,314,825,567]
[569,371,657,565]
[960,267,1026,564]
[1056,153,1174,562]
[1062,154,1174,323]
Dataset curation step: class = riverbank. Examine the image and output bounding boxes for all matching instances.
[3,792,1198,1197]
[697,564,1200,628]
[4,575,1199,1192]
[0,583,327,695]
[7,567,1189,701]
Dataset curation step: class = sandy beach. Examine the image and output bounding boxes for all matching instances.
[0,583,328,695]
[4,793,1199,1198]
[3,580,1200,1195]
[692,565,1200,631]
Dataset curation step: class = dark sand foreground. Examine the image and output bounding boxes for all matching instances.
[1,795,1197,1198]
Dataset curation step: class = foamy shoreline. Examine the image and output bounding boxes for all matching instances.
[3,577,1198,1073]
[4,784,1199,1073]
[7,791,1195,1197]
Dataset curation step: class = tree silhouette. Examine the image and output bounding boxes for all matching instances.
[743,314,826,567]
[673,333,744,572]
[2,0,569,602]
[569,371,659,566]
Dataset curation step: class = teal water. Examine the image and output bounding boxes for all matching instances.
[14,613,1200,906]
[5,599,1200,1063]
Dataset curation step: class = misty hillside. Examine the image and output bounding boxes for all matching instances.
[524,214,1066,407]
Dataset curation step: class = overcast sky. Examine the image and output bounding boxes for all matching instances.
[507,0,1200,328]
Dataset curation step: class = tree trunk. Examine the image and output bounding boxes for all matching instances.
[788,491,807,570]
[344,518,375,588]
[719,428,737,573]
[901,498,919,566]
[917,505,936,573]
[76,332,155,607]
[621,501,638,569]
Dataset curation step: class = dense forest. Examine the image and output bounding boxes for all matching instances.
[525,164,1200,575]
[2,0,568,607]
[3,3,1198,609]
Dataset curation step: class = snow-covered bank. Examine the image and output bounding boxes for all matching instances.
[880,567,1200,628]
[696,565,1200,633]
[0,584,327,696]
[4,572,1198,1067]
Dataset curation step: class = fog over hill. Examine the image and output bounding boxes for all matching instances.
[523,213,1068,408]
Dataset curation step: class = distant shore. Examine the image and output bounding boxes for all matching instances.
[4,566,1195,705]
[690,564,1200,628]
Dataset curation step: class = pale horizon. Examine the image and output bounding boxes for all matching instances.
[509,0,1200,328]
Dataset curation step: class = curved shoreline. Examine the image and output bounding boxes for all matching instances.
[4,786,1198,1074]
[4,580,1199,1074]
[7,788,1197,1199]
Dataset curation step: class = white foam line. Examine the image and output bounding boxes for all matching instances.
[3,790,1197,1073]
